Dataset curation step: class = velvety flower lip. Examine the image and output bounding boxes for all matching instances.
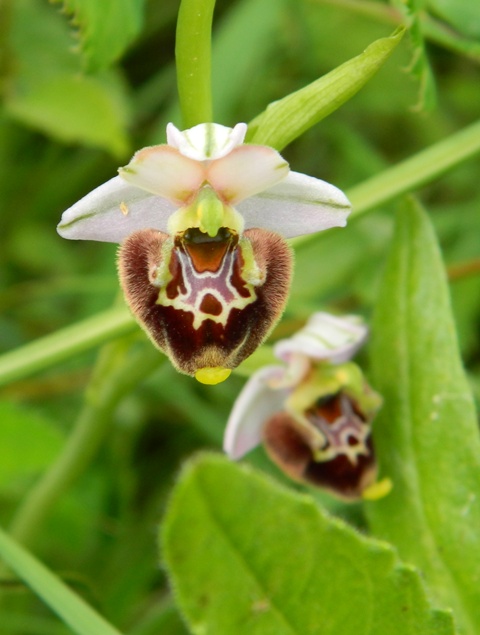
[57,122,351,243]
[223,311,383,499]
[223,312,372,460]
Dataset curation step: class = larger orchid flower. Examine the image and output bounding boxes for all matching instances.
[58,124,351,384]
[224,312,385,500]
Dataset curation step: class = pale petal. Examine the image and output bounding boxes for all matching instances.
[207,145,289,204]
[268,352,311,388]
[57,176,177,243]
[223,366,287,460]
[119,145,205,204]
[236,171,351,238]
[274,312,368,364]
[167,122,247,160]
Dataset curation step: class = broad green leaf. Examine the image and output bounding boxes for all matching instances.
[0,526,124,635]
[0,402,63,487]
[53,0,145,72]
[162,454,454,635]
[247,28,404,151]
[434,201,480,355]
[367,198,480,635]
[427,0,480,39]
[6,0,130,157]
[7,74,130,157]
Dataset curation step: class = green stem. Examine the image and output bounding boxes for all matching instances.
[9,339,163,546]
[293,117,480,247]
[0,526,124,635]
[348,118,480,216]
[175,0,216,126]
[448,257,480,282]
[0,304,135,388]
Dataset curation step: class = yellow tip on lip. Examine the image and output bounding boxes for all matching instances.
[361,477,393,501]
[195,367,232,385]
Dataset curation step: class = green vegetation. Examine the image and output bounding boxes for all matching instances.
[1,0,479,633]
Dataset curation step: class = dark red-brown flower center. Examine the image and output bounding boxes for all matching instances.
[118,226,293,375]
[263,392,377,500]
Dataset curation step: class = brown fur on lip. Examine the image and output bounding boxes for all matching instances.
[117,227,293,376]
[263,398,377,501]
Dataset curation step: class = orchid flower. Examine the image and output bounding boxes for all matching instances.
[57,123,351,384]
[224,312,385,501]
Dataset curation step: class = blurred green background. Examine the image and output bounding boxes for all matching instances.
[1,0,479,633]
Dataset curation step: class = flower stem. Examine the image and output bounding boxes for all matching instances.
[448,257,480,282]
[0,526,124,635]
[175,0,216,126]
[348,118,480,218]
[0,304,135,388]
[292,117,480,247]
[9,338,163,547]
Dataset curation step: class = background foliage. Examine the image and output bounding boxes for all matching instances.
[1,0,479,634]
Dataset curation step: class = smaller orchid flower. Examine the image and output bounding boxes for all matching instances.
[224,312,385,501]
[57,123,350,383]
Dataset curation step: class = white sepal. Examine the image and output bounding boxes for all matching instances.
[237,171,351,237]
[274,312,368,364]
[223,366,287,460]
[57,176,176,243]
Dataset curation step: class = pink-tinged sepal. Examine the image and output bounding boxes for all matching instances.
[118,227,292,377]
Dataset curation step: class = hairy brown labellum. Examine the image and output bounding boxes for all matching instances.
[118,227,293,375]
[263,393,377,500]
